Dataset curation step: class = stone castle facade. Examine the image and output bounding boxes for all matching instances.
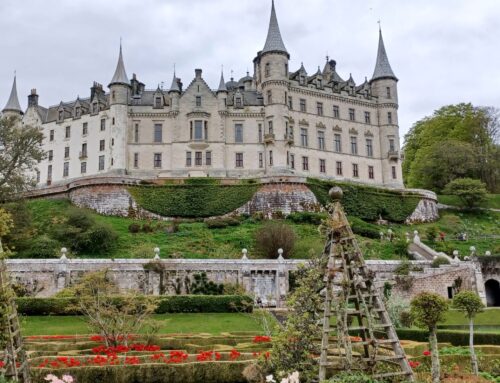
[2,1,403,188]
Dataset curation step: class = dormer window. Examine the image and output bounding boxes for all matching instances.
[299,76,305,85]
[317,79,322,88]
[155,96,162,108]
[235,97,242,108]
[92,102,98,114]
[75,107,81,117]
[265,63,270,77]
[58,110,64,121]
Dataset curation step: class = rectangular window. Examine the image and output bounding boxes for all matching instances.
[269,150,273,166]
[195,151,202,166]
[392,166,397,179]
[336,161,342,176]
[302,156,309,171]
[235,97,242,108]
[364,111,371,124]
[134,123,139,143]
[235,123,243,143]
[154,153,162,168]
[299,99,306,112]
[82,123,88,136]
[186,151,192,167]
[48,150,53,161]
[300,128,308,147]
[93,103,98,114]
[350,136,358,155]
[155,97,162,108]
[81,143,87,158]
[258,124,263,143]
[290,154,295,169]
[154,124,163,143]
[196,96,202,107]
[317,102,323,116]
[193,120,203,140]
[47,165,52,180]
[63,162,69,177]
[268,120,273,135]
[267,90,272,104]
[98,155,105,171]
[366,139,373,157]
[317,131,325,150]
[100,119,105,131]
[388,112,393,125]
[352,163,359,177]
[65,126,71,139]
[389,138,395,152]
[49,130,54,141]
[205,151,212,166]
[64,146,70,159]
[134,153,139,168]
[81,161,87,174]
[333,105,339,118]
[99,139,105,151]
[386,86,391,99]
[59,110,63,121]
[319,159,326,173]
[334,134,342,152]
[235,152,243,168]
[368,165,374,179]
[259,152,263,168]
[349,108,355,121]
[288,97,293,109]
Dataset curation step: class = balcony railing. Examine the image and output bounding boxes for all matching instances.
[79,151,88,159]
[387,150,399,160]
[264,133,275,144]
[285,133,294,145]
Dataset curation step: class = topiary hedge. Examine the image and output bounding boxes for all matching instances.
[307,178,421,223]
[16,295,253,316]
[128,183,259,218]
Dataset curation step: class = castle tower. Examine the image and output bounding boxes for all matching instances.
[254,0,290,174]
[370,28,402,187]
[2,75,23,118]
[168,71,181,112]
[216,70,228,111]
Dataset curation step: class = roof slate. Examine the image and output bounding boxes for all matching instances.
[262,0,288,55]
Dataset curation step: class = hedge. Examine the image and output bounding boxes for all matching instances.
[128,184,259,218]
[16,295,253,316]
[396,328,500,346]
[307,178,421,223]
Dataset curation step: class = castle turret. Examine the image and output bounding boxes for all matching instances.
[216,70,228,111]
[370,27,398,104]
[108,43,130,105]
[168,71,181,112]
[2,75,23,117]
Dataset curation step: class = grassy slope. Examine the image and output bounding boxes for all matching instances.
[441,309,500,326]
[438,194,500,210]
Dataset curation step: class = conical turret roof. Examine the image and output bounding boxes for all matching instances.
[262,0,288,55]
[217,71,227,92]
[371,28,398,81]
[169,72,180,93]
[109,44,129,86]
[2,75,23,114]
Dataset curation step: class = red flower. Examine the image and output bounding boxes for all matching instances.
[253,335,271,343]
[409,361,420,369]
[0,361,4,368]
[423,350,431,356]
[229,349,241,360]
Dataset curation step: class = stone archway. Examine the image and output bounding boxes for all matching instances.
[485,279,500,307]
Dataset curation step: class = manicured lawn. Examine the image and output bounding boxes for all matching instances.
[441,308,500,326]
[438,194,500,210]
[21,312,274,336]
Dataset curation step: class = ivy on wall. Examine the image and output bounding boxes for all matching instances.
[306,178,421,223]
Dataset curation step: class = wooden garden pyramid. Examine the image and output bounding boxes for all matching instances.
[0,240,31,383]
[318,187,414,382]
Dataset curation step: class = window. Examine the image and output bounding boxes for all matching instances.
[267,90,272,104]
[47,165,52,180]
[154,124,163,143]
[235,97,242,108]
[349,108,355,121]
[364,111,371,124]
[206,151,212,166]
[155,97,162,108]
[350,136,358,155]
[134,153,139,168]
[195,151,202,166]
[75,107,81,117]
[64,146,70,159]
[334,134,342,152]
[389,138,395,152]
[368,166,374,179]
[265,62,270,77]
[154,153,162,168]
[317,79,322,88]
[366,139,373,157]
[392,166,397,179]
[285,63,288,75]
[204,121,208,140]
[58,110,64,121]
[93,103,98,114]
[235,123,243,143]
[186,152,192,167]
[81,143,87,158]
[302,156,309,171]
[352,163,359,177]
[65,126,71,139]
[194,120,203,140]
[317,102,323,116]
[288,97,293,109]
[259,152,263,168]
[82,123,88,136]
[386,87,391,99]
[333,105,339,118]
[299,99,306,112]
[318,131,325,150]
[195,96,202,107]
[98,155,105,171]
[336,161,342,176]
[290,154,295,169]
[81,162,87,174]
[49,130,54,141]
[235,152,243,168]
[99,139,105,151]
[258,124,263,143]
[388,112,393,125]
[100,119,105,131]
[112,117,115,125]
[48,150,53,161]
[268,121,273,135]
[300,128,308,147]
[269,150,273,166]
[319,159,326,173]
[134,123,139,143]
[63,162,69,177]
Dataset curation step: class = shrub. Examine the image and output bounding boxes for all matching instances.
[66,208,94,231]
[205,217,241,229]
[393,238,409,258]
[399,311,413,328]
[74,223,118,254]
[254,221,296,259]
[426,226,439,242]
[386,294,410,328]
[443,178,488,208]
[326,372,382,383]
[128,223,141,233]
[21,235,59,258]
[348,216,380,239]
[431,256,451,268]
[142,222,154,233]
[286,211,327,225]
[394,259,412,275]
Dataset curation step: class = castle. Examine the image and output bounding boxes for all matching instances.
[2,1,403,188]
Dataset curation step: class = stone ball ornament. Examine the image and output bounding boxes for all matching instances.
[328,186,343,201]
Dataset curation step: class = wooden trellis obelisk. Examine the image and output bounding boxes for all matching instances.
[0,239,31,383]
[318,187,414,382]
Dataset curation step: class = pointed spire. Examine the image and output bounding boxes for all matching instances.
[262,0,288,56]
[371,28,398,81]
[169,71,180,93]
[217,70,227,92]
[3,74,23,114]
[109,43,129,86]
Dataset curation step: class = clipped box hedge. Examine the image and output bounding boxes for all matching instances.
[16,295,253,316]
[396,328,500,346]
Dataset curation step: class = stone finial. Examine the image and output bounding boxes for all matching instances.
[60,247,68,260]
[469,246,476,257]
[277,248,284,262]
[413,230,420,243]
[405,232,410,243]
[241,248,248,260]
[154,247,160,260]
[328,186,343,201]
[485,251,491,256]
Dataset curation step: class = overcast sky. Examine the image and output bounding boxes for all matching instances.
[1,0,499,140]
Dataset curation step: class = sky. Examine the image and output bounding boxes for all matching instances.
[1,0,500,140]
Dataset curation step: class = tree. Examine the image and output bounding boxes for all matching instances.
[410,292,449,383]
[0,116,45,202]
[443,178,488,208]
[69,270,157,347]
[452,291,485,375]
[254,221,296,259]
